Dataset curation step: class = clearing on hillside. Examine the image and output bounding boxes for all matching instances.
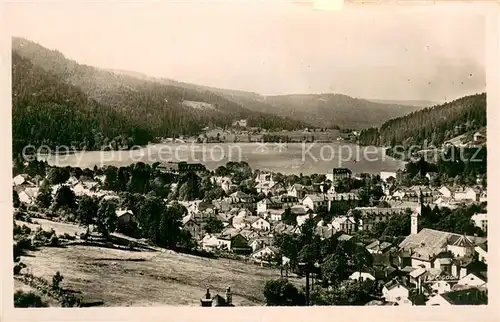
[17,219,303,306]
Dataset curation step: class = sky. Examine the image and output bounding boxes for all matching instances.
[5,1,486,102]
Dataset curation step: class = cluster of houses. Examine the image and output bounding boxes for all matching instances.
[13,173,117,203]
[344,199,488,306]
[13,164,488,305]
[379,171,487,209]
[12,173,127,221]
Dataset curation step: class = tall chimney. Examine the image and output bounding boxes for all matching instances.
[225,286,232,305]
[200,288,213,307]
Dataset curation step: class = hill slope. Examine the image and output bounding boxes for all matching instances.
[12,37,308,138]
[12,52,154,154]
[358,93,486,147]
[121,76,426,130]
[367,99,440,108]
[258,94,424,129]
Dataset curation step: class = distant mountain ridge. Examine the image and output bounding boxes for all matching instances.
[12,51,154,153]
[12,35,432,149]
[367,99,441,108]
[12,37,308,138]
[104,70,427,129]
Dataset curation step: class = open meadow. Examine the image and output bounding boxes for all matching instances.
[16,219,304,307]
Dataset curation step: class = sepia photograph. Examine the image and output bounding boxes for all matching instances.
[2,0,495,314]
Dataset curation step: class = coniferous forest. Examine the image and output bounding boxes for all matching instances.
[12,38,307,154]
[358,93,486,148]
[12,52,154,154]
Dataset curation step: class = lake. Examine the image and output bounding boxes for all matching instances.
[38,142,405,175]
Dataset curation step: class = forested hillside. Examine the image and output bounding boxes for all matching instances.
[12,37,307,139]
[12,52,154,154]
[358,93,486,147]
[106,70,424,130]
[260,94,423,129]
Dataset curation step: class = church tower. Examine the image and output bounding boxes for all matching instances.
[411,188,423,235]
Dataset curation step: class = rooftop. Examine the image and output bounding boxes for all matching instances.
[304,194,327,202]
[399,228,487,262]
[440,287,488,305]
[328,168,352,175]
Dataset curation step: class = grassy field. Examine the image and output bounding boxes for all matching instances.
[17,219,303,307]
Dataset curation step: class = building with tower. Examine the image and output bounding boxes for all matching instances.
[411,188,424,235]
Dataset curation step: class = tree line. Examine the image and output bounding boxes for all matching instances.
[12,38,308,156]
[12,52,154,154]
[358,93,486,149]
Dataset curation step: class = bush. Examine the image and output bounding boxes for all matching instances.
[52,271,64,291]
[61,233,76,241]
[13,223,31,236]
[13,237,33,260]
[49,235,59,247]
[263,278,306,306]
[14,262,26,275]
[117,221,140,238]
[14,290,47,308]
[34,227,56,243]
[14,211,25,221]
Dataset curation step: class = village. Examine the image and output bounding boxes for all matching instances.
[12,153,488,306]
[155,118,357,144]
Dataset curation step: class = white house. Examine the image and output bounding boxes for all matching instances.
[326,168,352,183]
[438,186,453,198]
[116,209,136,225]
[266,209,285,222]
[220,177,234,193]
[349,271,376,282]
[365,240,392,254]
[257,198,277,214]
[426,277,456,295]
[447,235,475,258]
[232,216,249,230]
[201,234,231,251]
[256,181,277,195]
[13,174,35,187]
[287,184,313,199]
[249,237,272,252]
[382,280,410,303]
[232,119,247,127]
[182,214,201,239]
[72,181,99,197]
[326,185,337,195]
[330,216,356,234]
[380,171,397,182]
[18,187,39,205]
[399,228,486,270]
[426,294,453,306]
[473,132,485,142]
[456,272,487,289]
[94,174,106,185]
[67,176,79,186]
[433,197,460,210]
[296,213,317,227]
[250,246,278,263]
[454,187,480,202]
[302,194,327,211]
[251,218,271,231]
[475,244,487,263]
[470,213,487,232]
